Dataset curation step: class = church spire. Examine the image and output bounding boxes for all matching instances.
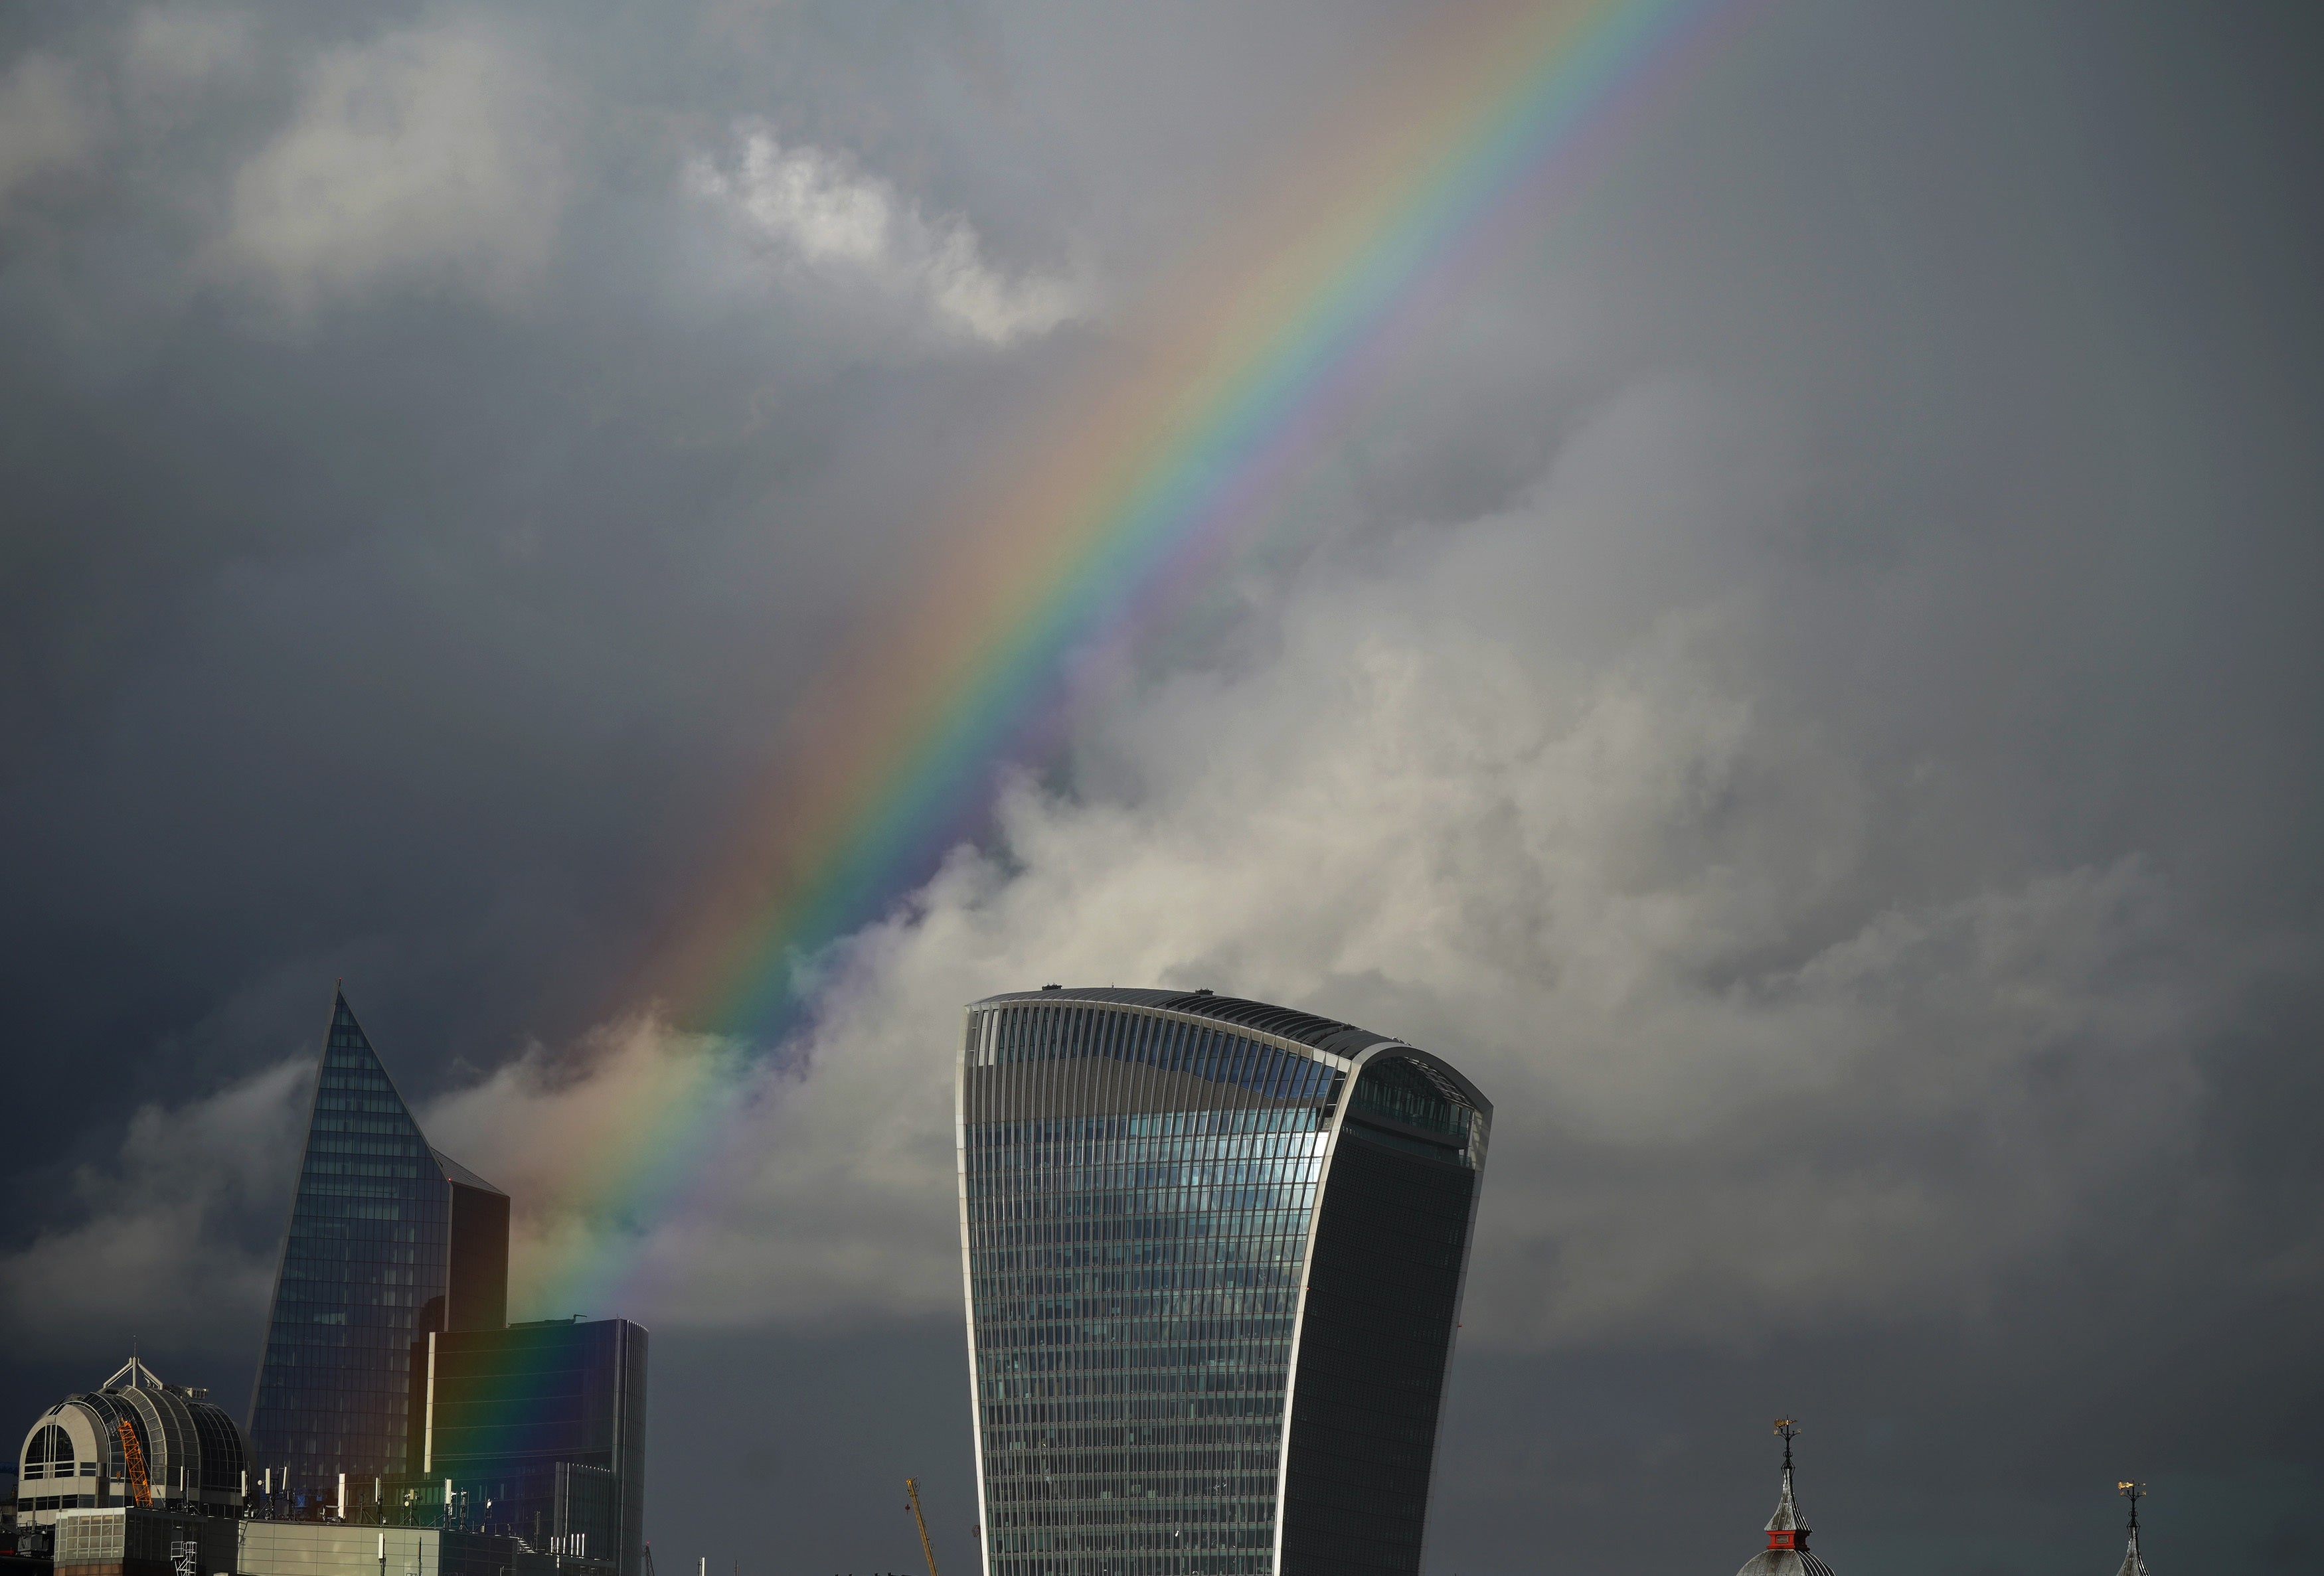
[2115,1482,2151,1576]
[1764,1420,1809,1548]
[1733,1418,1835,1576]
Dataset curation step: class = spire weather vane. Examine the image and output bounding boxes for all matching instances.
[1774,1417,1800,1472]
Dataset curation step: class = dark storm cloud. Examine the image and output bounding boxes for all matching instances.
[3,3,2321,1573]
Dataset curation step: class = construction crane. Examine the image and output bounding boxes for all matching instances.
[116,1418,152,1509]
[903,1478,939,1576]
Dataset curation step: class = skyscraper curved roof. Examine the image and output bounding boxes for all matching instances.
[975,985,1401,1060]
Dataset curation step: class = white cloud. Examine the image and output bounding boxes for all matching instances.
[407,388,2270,1350]
[688,125,1088,346]
[0,52,104,210]
[121,6,255,100]
[421,1014,955,1330]
[0,1058,312,1354]
[217,17,568,312]
[7,391,2286,1358]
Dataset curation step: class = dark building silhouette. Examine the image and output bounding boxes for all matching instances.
[246,990,509,1509]
[243,987,649,1576]
[406,1318,648,1576]
[957,987,1491,1576]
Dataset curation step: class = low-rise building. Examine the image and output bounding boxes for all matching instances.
[52,1506,237,1576]
[236,1522,552,1576]
[12,1360,246,1542]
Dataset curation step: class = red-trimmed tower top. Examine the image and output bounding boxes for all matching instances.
[1766,1421,1809,1551]
[1732,1419,1837,1576]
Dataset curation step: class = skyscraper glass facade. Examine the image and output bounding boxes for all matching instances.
[248,992,507,1507]
[957,989,1489,1576]
[407,1317,649,1576]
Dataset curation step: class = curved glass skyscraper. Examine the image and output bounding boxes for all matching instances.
[957,988,1491,1576]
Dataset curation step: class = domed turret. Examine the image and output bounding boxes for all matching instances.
[12,1353,247,1533]
[1734,1419,1836,1576]
[2114,1482,2152,1576]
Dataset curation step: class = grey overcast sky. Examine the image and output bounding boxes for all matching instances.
[3,3,2321,1573]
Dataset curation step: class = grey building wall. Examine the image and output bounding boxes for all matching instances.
[238,1520,552,1576]
[53,1506,238,1576]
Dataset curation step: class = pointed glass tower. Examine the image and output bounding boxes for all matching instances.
[246,988,509,1507]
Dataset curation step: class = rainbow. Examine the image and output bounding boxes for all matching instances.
[520,0,1755,1315]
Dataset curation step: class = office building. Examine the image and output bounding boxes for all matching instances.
[247,990,510,1509]
[12,1358,246,1535]
[237,1520,552,1576]
[404,1318,647,1576]
[52,1505,237,1576]
[956,987,1491,1576]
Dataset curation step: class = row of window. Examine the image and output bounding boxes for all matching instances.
[969,1114,1331,1156]
[16,1494,97,1511]
[307,1136,425,1158]
[971,1162,1324,1199]
[289,1200,440,1219]
[967,1004,1347,1108]
[264,1322,426,1347]
[293,1178,426,1201]
[971,1226,1307,1263]
[983,1324,1293,1356]
[276,1266,430,1287]
[256,1392,408,1413]
[302,1159,422,1180]
[993,1494,1275,1522]
[972,1218,1309,1251]
[313,1094,412,1115]
[988,1557,1270,1576]
[977,1137,1327,1171]
[309,1111,428,1134]
[981,1543,1274,1571]
[976,1450,1274,1478]
[969,1218,1314,1255]
[284,1221,438,1239]
[981,1370,1293,1405]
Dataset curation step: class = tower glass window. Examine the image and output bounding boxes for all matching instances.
[246,990,507,1506]
[957,989,1490,1576]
